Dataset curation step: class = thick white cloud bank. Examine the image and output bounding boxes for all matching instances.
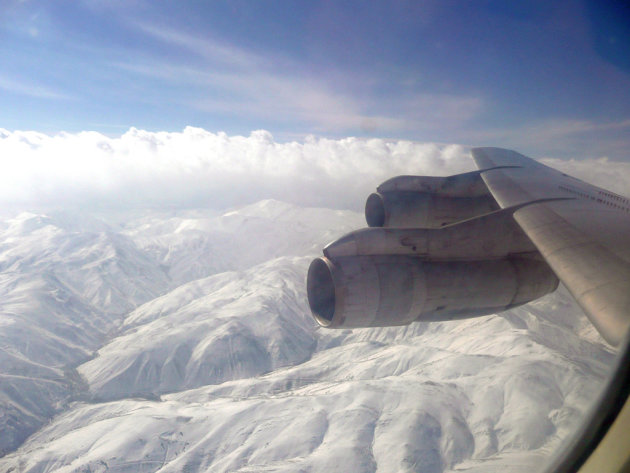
[540,157,630,197]
[0,127,469,211]
[1,127,629,212]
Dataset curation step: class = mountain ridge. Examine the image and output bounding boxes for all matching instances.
[0,199,615,472]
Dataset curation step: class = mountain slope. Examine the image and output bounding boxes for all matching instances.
[79,257,317,400]
[121,200,361,285]
[0,201,615,472]
[1,283,612,473]
[0,212,170,455]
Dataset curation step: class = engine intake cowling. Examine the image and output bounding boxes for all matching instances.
[365,191,499,228]
[366,171,500,228]
[307,255,558,329]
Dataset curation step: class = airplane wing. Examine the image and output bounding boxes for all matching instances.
[307,147,630,473]
[471,148,630,346]
[307,147,630,346]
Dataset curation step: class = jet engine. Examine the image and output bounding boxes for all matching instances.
[307,170,559,329]
[365,171,499,228]
[307,255,558,328]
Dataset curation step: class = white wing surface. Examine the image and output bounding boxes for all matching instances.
[472,147,630,346]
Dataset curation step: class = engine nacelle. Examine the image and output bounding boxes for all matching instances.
[365,171,499,228]
[307,255,558,329]
[365,191,499,228]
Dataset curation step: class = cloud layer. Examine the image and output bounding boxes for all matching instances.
[0,127,628,212]
[0,127,471,211]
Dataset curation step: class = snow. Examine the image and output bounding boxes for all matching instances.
[0,200,617,472]
[0,211,173,456]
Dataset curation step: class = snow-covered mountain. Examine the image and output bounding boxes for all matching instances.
[0,200,615,472]
[0,211,171,456]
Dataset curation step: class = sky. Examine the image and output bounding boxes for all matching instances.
[0,0,629,210]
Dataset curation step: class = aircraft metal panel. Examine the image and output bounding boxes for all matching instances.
[472,148,630,345]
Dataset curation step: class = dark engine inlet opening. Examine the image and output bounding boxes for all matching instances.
[365,193,386,227]
[307,258,336,325]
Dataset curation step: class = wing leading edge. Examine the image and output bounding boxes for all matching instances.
[472,147,630,346]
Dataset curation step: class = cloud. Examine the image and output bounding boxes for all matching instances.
[474,118,630,143]
[463,118,630,160]
[0,75,70,100]
[0,127,472,211]
[540,157,630,197]
[135,23,263,70]
[117,24,482,135]
[1,127,628,213]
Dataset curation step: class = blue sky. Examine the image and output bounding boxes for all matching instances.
[1,0,629,160]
